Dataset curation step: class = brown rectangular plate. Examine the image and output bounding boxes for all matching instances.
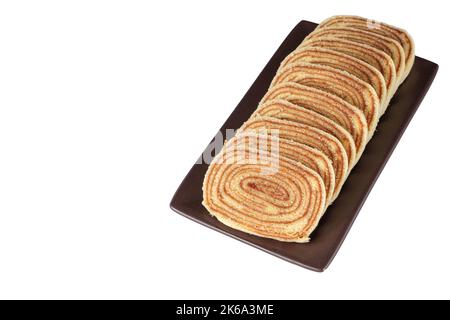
[170,20,439,272]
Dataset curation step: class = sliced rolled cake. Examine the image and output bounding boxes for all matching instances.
[271,62,380,135]
[279,46,387,107]
[239,116,348,201]
[201,15,416,244]
[202,136,327,243]
[229,132,336,204]
[317,15,415,82]
[260,82,368,161]
[254,99,356,168]
[299,37,397,110]
[304,26,405,84]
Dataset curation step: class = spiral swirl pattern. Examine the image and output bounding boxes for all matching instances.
[239,116,348,201]
[201,15,414,243]
[300,37,397,108]
[271,62,380,134]
[203,136,327,242]
[260,82,368,160]
[318,15,415,83]
[305,26,405,82]
[254,99,356,168]
[279,47,387,106]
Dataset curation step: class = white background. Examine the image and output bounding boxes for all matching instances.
[0,1,448,299]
